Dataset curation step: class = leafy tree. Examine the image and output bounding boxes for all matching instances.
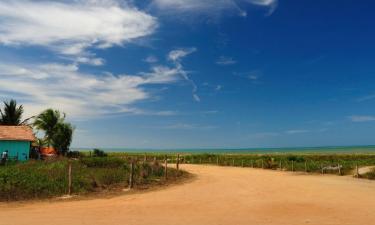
[0,100,26,125]
[51,122,74,156]
[33,109,65,147]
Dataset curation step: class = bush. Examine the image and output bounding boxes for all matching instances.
[67,151,82,158]
[0,157,180,201]
[0,160,90,200]
[93,149,107,157]
[80,157,126,168]
[361,168,375,180]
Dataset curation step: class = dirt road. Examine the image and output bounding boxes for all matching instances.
[1,165,375,225]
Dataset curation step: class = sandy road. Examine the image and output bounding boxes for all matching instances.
[1,164,375,225]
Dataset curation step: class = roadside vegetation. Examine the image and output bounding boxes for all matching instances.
[360,168,375,180]
[97,152,375,176]
[0,156,184,201]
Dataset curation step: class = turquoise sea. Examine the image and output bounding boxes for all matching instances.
[75,145,375,154]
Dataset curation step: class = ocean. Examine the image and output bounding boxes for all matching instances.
[74,145,375,154]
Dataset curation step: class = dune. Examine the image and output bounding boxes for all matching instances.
[1,164,375,225]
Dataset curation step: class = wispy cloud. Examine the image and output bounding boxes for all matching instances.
[357,94,375,102]
[150,0,278,18]
[248,132,280,139]
[0,49,194,119]
[157,123,218,130]
[144,55,159,63]
[168,47,200,102]
[285,129,309,134]
[216,56,237,65]
[0,1,157,63]
[349,115,375,122]
[234,70,263,84]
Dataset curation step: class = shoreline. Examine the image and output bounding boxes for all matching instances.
[73,145,375,154]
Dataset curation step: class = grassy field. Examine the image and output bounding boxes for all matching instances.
[0,156,183,201]
[3,151,375,201]
[94,152,375,176]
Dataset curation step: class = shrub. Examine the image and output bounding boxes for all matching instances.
[93,149,107,157]
[67,151,82,158]
[0,158,179,201]
[80,157,126,168]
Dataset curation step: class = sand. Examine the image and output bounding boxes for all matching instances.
[1,164,375,225]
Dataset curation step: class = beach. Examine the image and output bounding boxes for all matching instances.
[1,164,375,225]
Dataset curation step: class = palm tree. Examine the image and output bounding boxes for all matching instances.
[33,109,65,147]
[52,122,74,156]
[0,99,25,125]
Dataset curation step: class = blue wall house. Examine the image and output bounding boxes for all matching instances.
[0,126,36,161]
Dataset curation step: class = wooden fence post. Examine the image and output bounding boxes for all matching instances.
[338,163,341,176]
[68,162,72,195]
[176,154,180,171]
[356,164,359,178]
[232,159,235,167]
[251,160,254,168]
[191,156,194,164]
[151,157,156,175]
[164,155,168,180]
[241,160,244,167]
[129,159,134,189]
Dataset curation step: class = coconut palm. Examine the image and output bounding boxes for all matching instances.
[0,99,25,125]
[33,109,65,147]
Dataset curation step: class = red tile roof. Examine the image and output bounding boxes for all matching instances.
[0,126,36,141]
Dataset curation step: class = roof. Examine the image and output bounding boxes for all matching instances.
[0,126,36,141]
[40,147,57,156]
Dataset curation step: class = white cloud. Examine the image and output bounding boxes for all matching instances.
[349,115,375,122]
[168,48,197,62]
[76,56,105,66]
[155,123,217,130]
[285,129,309,134]
[357,94,375,102]
[0,49,194,119]
[0,0,157,61]
[248,132,280,139]
[216,56,237,65]
[248,75,258,80]
[144,55,159,63]
[150,0,277,17]
[168,48,200,102]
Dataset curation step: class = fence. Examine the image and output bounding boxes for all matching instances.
[174,154,374,177]
[65,155,184,196]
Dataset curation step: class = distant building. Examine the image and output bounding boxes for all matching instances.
[0,126,36,161]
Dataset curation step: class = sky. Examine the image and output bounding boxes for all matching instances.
[0,0,374,149]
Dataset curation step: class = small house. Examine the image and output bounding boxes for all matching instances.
[0,126,36,161]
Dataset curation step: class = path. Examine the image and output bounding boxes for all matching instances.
[1,165,375,225]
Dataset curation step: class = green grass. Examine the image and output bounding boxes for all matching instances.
[100,152,375,176]
[0,157,182,201]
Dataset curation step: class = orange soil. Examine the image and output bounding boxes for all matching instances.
[1,164,375,225]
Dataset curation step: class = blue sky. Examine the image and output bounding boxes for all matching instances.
[0,0,374,149]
